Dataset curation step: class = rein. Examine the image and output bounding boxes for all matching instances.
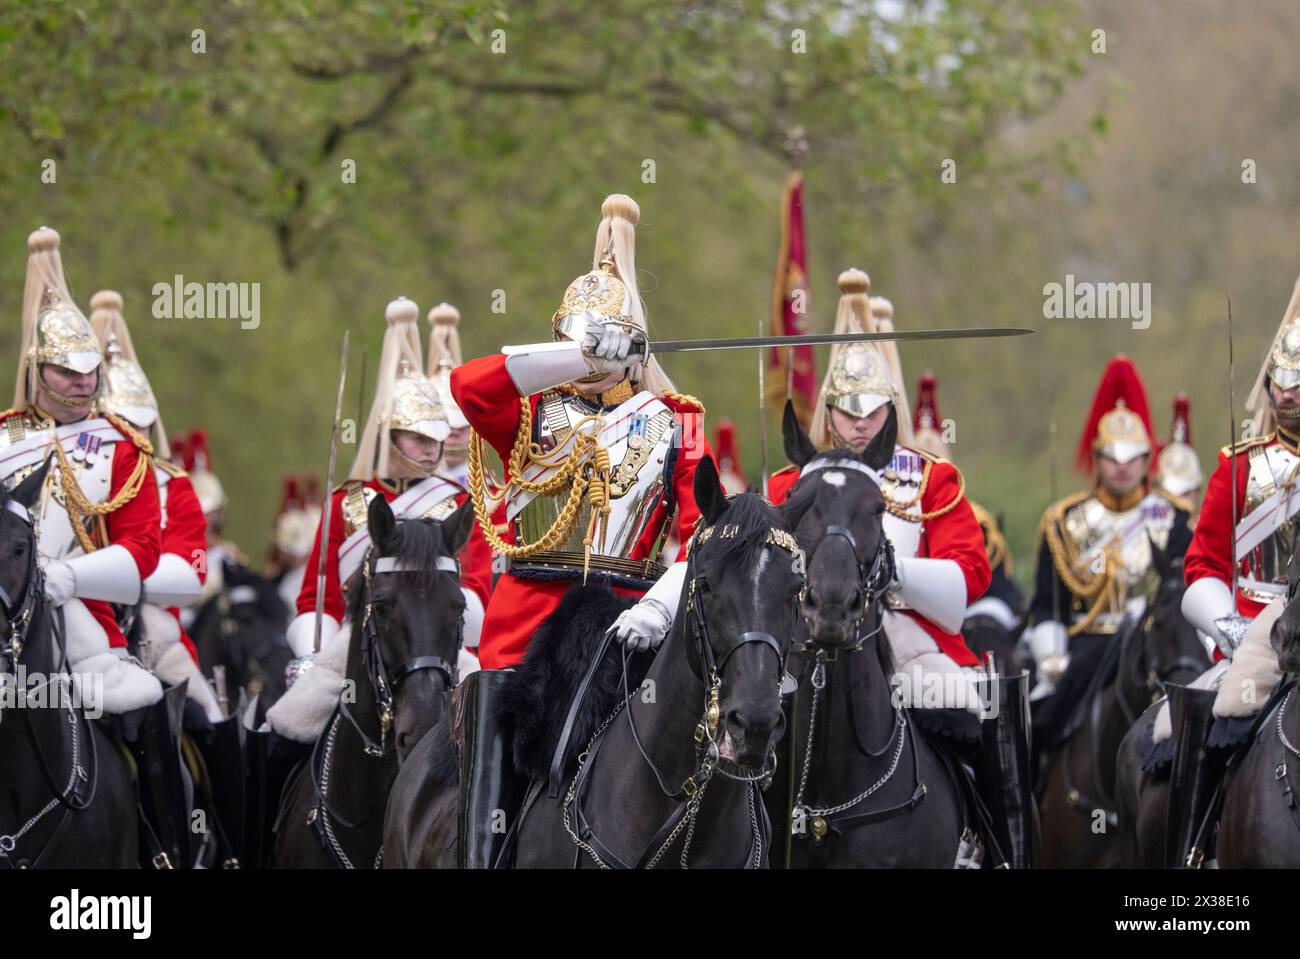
[559,522,802,868]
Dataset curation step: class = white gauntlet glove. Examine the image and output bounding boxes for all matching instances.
[606,561,687,653]
[42,559,76,607]
[581,320,648,376]
[608,598,672,652]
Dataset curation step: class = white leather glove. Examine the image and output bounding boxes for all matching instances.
[582,320,647,374]
[607,560,688,652]
[42,559,76,607]
[1181,577,1236,654]
[608,597,673,652]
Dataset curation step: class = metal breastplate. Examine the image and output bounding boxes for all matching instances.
[509,390,676,577]
[0,415,121,562]
[1062,491,1175,631]
[1241,441,1300,602]
[336,478,462,590]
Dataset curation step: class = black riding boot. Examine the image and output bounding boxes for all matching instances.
[129,683,193,869]
[453,669,523,869]
[974,672,1040,868]
[191,708,245,867]
[242,721,311,869]
[1165,684,1224,869]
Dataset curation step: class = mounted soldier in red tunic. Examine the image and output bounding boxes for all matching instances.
[451,193,716,867]
[1,228,163,716]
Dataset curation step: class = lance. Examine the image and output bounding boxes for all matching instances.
[313,329,351,654]
[1216,298,1251,654]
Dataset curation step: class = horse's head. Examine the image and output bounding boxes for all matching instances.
[351,493,474,763]
[779,400,895,650]
[0,461,49,682]
[221,560,289,656]
[687,457,804,770]
[1272,542,1300,673]
[1134,534,1207,693]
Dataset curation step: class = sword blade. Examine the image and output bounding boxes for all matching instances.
[313,329,351,654]
[647,326,1034,353]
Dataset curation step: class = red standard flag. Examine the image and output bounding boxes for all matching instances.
[767,171,816,424]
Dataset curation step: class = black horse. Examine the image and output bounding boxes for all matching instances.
[273,495,473,868]
[1191,549,1300,866]
[385,458,804,868]
[1044,542,1207,867]
[0,463,138,868]
[189,560,291,724]
[768,402,973,867]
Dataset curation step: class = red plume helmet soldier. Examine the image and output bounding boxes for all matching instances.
[1027,356,1192,722]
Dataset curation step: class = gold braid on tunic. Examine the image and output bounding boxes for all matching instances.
[1037,491,1123,637]
[50,411,154,553]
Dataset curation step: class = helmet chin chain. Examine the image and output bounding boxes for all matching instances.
[1269,388,1300,430]
[828,419,869,456]
[389,440,439,478]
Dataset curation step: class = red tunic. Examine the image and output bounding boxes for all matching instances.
[294,479,493,623]
[766,456,988,666]
[451,354,714,669]
[89,427,162,648]
[160,471,207,663]
[1184,441,1273,661]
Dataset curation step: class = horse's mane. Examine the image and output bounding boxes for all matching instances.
[344,516,452,626]
[696,491,787,571]
[499,585,643,781]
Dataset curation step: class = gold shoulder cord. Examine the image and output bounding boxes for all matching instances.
[971,501,1012,574]
[1037,499,1118,636]
[52,412,154,553]
[466,395,613,575]
[884,460,967,522]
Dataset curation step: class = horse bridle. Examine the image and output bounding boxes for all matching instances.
[0,500,42,669]
[794,458,897,654]
[560,522,806,869]
[336,548,464,759]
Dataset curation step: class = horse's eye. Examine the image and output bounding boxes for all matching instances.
[873,502,885,517]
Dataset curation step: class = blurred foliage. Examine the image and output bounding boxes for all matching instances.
[0,0,1119,575]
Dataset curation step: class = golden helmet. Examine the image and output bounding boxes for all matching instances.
[552,255,645,339]
[1076,356,1154,470]
[389,360,450,443]
[99,334,159,429]
[1093,405,1151,465]
[27,228,100,375]
[825,341,897,418]
[1155,442,1203,498]
[1268,320,1300,391]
